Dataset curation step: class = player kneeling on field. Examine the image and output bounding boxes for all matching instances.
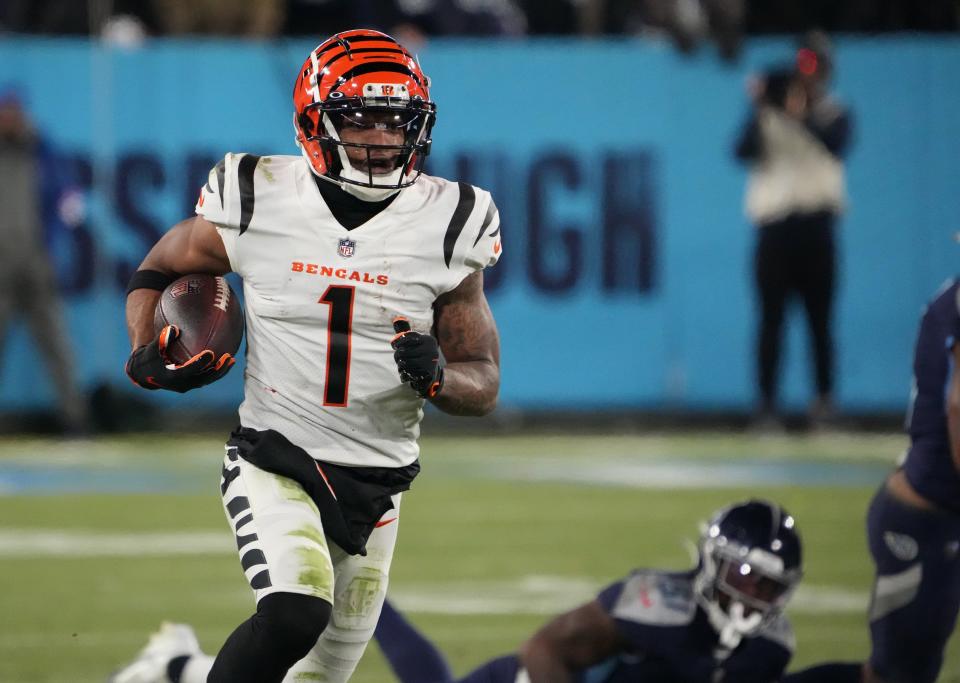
[375,499,802,683]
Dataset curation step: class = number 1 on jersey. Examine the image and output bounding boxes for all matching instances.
[319,285,355,407]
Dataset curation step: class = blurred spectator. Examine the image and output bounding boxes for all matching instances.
[745,0,960,33]
[281,0,366,36]
[518,0,582,34]
[0,87,87,433]
[282,0,526,38]
[0,0,88,34]
[596,0,745,61]
[98,0,162,46]
[151,0,283,37]
[101,15,150,47]
[733,32,853,430]
[2,0,955,37]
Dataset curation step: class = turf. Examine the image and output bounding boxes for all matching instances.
[0,431,957,682]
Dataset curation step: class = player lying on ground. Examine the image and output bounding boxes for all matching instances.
[113,28,501,683]
[782,276,960,683]
[374,499,803,683]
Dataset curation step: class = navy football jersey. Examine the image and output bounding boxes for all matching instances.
[591,569,793,683]
[903,278,960,512]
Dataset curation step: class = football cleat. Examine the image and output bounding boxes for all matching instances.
[108,622,201,683]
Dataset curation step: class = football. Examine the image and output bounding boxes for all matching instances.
[153,274,244,365]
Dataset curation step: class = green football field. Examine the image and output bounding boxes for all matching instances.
[1,430,958,683]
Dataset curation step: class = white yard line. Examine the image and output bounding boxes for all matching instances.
[0,432,904,467]
[0,529,232,556]
[0,529,868,615]
[0,455,889,495]
[391,577,868,616]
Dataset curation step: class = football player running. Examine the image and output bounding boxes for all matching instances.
[113,29,501,683]
[375,500,803,683]
[783,277,960,683]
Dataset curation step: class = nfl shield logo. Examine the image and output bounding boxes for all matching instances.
[338,238,356,258]
[170,278,202,298]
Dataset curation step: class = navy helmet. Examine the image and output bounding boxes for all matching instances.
[694,499,803,645]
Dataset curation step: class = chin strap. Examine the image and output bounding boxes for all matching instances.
[305,156,401,202]
[712,601,764,649]
[338,178,401,202]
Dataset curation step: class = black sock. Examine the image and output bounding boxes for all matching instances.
[207,593,332,683]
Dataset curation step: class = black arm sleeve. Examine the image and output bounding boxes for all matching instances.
[734,113,763,162]
[804,108,853,158]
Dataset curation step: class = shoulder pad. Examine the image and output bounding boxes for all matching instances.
[441,182,501,272]
[610,570,696,627]
[196,152,263,233]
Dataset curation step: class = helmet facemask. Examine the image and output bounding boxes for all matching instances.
[298,89,435,199]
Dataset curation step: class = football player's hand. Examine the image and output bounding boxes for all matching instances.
[125,325,234,393]
[391,317,444,398]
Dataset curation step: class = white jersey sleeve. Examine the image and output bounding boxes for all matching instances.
[195,153,246,226]
[195,153,259,272]
[436,182,502,293]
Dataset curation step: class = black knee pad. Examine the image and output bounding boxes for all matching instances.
[255,592,332,657]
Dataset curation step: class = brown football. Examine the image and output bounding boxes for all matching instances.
[153,274,244,365]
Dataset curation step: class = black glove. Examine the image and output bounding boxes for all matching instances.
[391,317,444,398]
[125,325,234,393]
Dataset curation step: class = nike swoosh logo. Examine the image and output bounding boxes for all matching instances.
[493,240,501,254]
[375,517,398,528]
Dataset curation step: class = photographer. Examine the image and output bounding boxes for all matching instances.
[734,31,853,430]
[0,86,87,434]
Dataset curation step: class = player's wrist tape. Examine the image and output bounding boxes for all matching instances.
[126,269,176,295]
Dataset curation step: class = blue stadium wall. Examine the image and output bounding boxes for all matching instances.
[0,37,958,413]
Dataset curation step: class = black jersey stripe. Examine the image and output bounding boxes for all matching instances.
[472,200,498,247]
[443,183,477,268]
[337,62,421,87]
[237,154,260,235]
[215,159,226,208]
[319,48,407,75]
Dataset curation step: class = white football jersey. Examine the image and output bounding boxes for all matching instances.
[196,153,501,468]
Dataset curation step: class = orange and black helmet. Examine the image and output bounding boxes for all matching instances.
[293,29,436,191]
